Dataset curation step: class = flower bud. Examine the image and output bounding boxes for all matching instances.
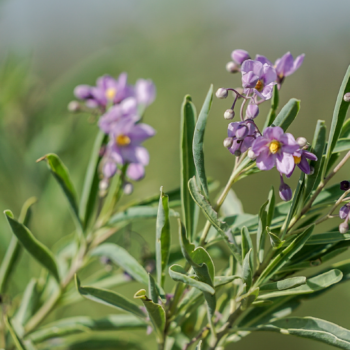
[103,161,117,179]
[224,109,235,120]
[279,183,292,201]
[248,149,257,160]
[99,179,109,191]
[246,104,259,119]
[234,150,241,157]
[339,221,349,234]
[67,101,80,112]
[339,205,350,220]
[74,85,92,99]
[231,49,250,65]
[340,180,350,191]
[296,137,307,147]
[216,88,228,99]
[235,125,248,140]
[226,61,239,73]
[344,92,350,102]
[123,182,134,195]
[309,166,315,175]
[223,137,233,148]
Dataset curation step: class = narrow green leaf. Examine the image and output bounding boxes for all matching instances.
[256,201,268,264]
[168,265,215,294]
[340,118,350,138]
[4,211,60,283]
[259,269,342,299]
[242,249,252,290]
[148,274,159,304]
[156,188,170,288]
[193,85,213,199]
[0,197,36,293]
[214,275,242,287]
[79,130,107,229]
[220,189,243,217]
[256,316,350,350]
[256,225,314,286]
[325,66,350,167]
[333,138,350,153]
[264,85,279,128]
[181,95,199,240]
[260,276,306,292]
[90,243,148,285]
[266,187,275,227]
[28,315,146,343]
[75,275,145,318]
[241,287,259,310]
[268,230,284,249]
[241,226,253,268]
[306,232,350,245]
[196,340,202,350]
[134,289,165,343]
[304,120,326,199]
[38,153,82,229]
[5,316,27,350]
[271,98,300,131]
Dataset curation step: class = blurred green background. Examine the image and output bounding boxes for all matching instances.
[1,0,350,349]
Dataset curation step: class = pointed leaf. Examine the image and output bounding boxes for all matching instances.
[193,85,213,199]
[256,201,268,264]
[266,187,275,227]
[148,274,159,304]
[90,243,148,285]
[241,226,253,268]
[75,275,145,318]
[271,98,300,131]
[4,211,60,283]
[268,230,284,249]
[181,95,199,240]
[242,249,252,290]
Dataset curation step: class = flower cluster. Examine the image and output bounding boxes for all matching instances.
[217,49,317,201]
[339,181,350,233]
[74,74,156,191]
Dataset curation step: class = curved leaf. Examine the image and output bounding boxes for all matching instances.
[271,98,300,131]
[5,316,27,350]
[4,210,60,283]
[260,276,306,292]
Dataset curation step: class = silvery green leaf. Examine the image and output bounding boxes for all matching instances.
[306,232,350,245]
[255,316,350,350]
[241,226,254,269]
[260,276,306,292]
[264,85,279,128]
[148,274,160,304]
[156,187,170,288]
[256,201,268,264]
[266,187,275,227]
[242,249,253,290]
[220,189,243,217]
[271,98,300,131]
[268,230,284,249]
[134,289,165,343]
[341,118,350,138]
[75,275,145,318]
[333,138,350,153]
[181,95,199,240]
[90,243,148,285]
[193,85,213,199]
[4,211,60,283]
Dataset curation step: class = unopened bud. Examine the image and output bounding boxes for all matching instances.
[339,221,349,234]
[235,125,248,140]
[226,61,239,73]
[340,180,350,191]
[216,88,228,99]
[248,149,257,160]
[231,49,250,65]
[68,101,80,112]
[339,205,350,220]
[344,93,350,102]
[279,183,292,202]
[223,137,233,148]
[296,137,307,147]
[123,182,133,195]
[224,109,235,120]
[246,104,259,119]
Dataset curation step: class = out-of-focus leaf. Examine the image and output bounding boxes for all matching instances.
[304,120,326,199]
[312,183,343,207]
[260,276,306,292]
[28,314,147,343]
[168,265,215,294]
[75,275,145,318]
[148,274,160,304]
[4,210,60,283]
[256,201,268,264]
[340,119,350,138]
[0,197,36,293]
[196,340,202,350]
[259,269,342,299]
[5,316,27,350]
[108,206,179,226]
[156,188,170,288]
[193,85,213,199]
[220,189,243,217]
[37,153,82,230]
[242,249,252,290]
[271,98,300,131]
[134,289,165,343]
[90,243,148,285]
[324,65,350,167]
[264,85,279,128]
[180,95,199,240]
[333,138,350,153]
[256,225,314,286]
[241,226,254,268]
[255,316,350,350]
[79,130,107,230]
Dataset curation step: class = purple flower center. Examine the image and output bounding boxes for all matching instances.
[269,140,281,154]
[116,134,131,146]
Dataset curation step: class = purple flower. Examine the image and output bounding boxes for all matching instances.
[275,52,305,82]
[231,49,250,65]
[226,121,259,156]
[279,181,292,201]
[74,73,134,108]
[339,205,350,220]
[246,104,259,119]
[241,60,277,100]
[98,98,140,134]
[102,118,155,181]
[135,79,156,107]
[251,126,299,174]
[286,149,318,178]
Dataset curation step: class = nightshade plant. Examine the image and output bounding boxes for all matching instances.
[2,50,350,350]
